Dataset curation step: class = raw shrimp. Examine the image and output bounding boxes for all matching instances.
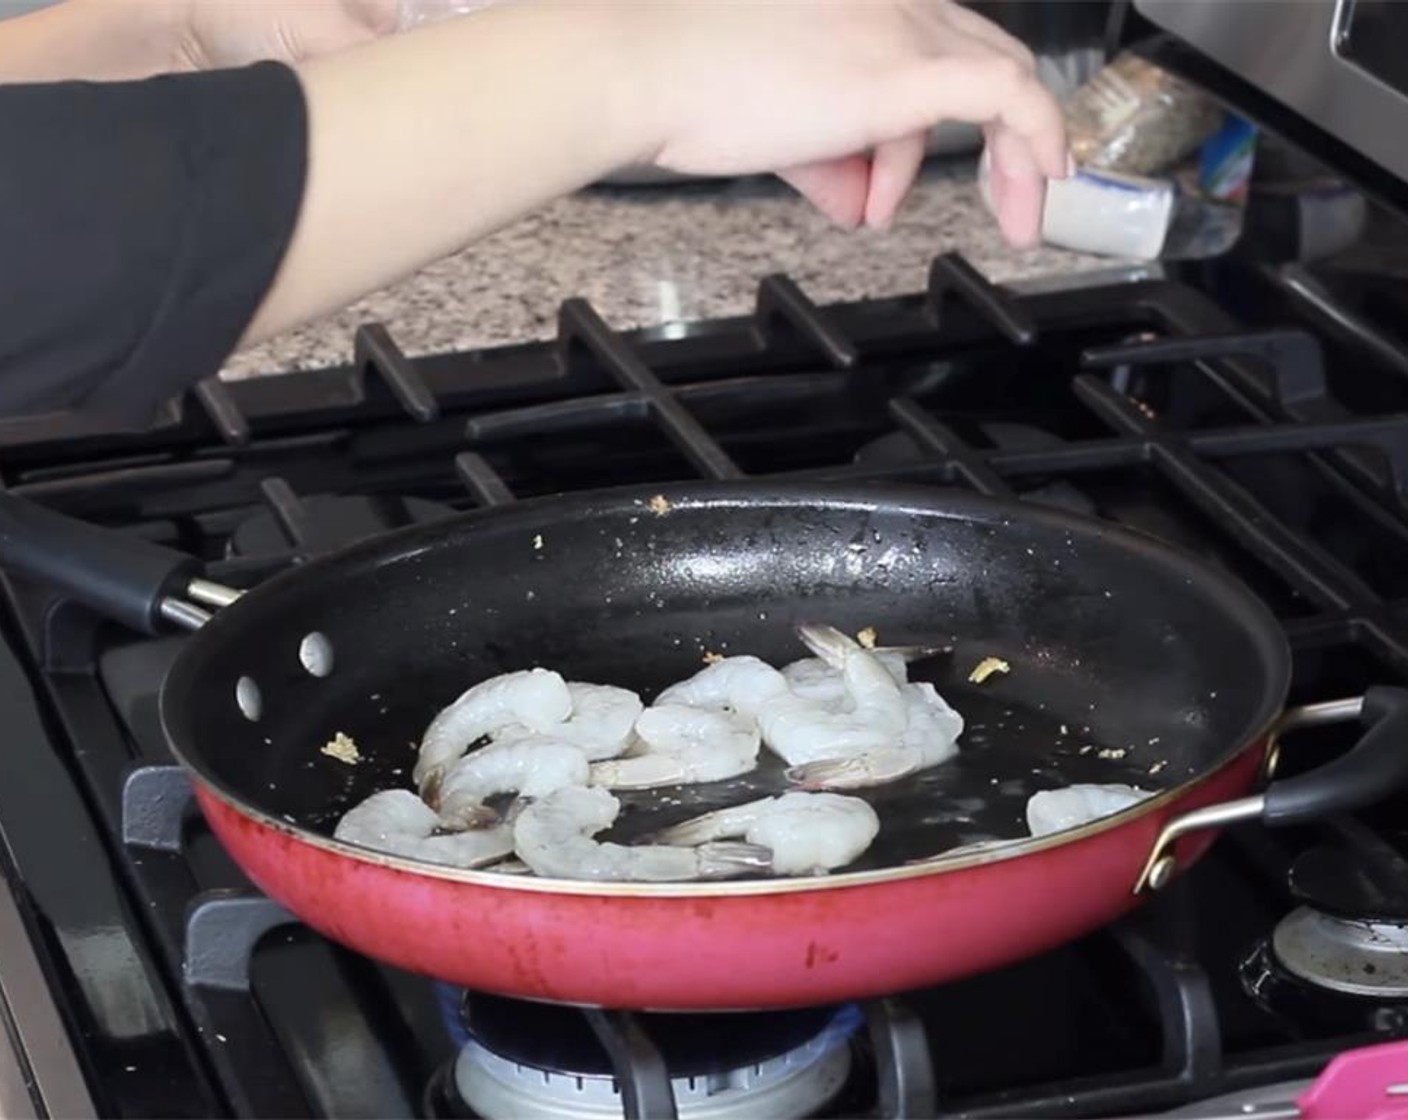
[588,704,760,788]
[796,623,910,733]
[756,625,909,767]
[414,668,572,797]
[780,645,935,708]
[655,791,879,876]
[511,785,770,882]
[1026,783,1152,837]
[781,653,902,709]
[334,790,513,868]
[654,655,789,717]
[435,735,590,828]
[757,696,893,765]
[789,680,963,789]
[493,682,642,761]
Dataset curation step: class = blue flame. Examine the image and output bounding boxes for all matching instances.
[435,982,470,1047]
[815,1003,866,1053]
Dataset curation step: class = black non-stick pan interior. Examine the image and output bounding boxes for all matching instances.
[161,483,1292,871]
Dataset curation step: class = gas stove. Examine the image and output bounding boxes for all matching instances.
[4,17,1408,1120]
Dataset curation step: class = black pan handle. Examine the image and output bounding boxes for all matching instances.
[0,490,201,635]
[1262,687,1408,825]
[1136,687,1408,893]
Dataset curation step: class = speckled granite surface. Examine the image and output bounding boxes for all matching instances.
[222,160,1111,378]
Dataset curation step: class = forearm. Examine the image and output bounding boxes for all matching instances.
[0,0,177,82]
[244,1,650,343]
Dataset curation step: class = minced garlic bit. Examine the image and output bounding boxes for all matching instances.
[1097,747,1129,761]
[532,534,544,550]
[648,494,673,516]
[857,626,878,649]
[1148,759,1168,775]
[321,732,361,765]
[702,650,725,665]
[968,657,1011,684]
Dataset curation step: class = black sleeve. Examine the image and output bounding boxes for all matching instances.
[0,61,308,426]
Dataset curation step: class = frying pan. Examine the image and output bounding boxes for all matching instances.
[1,480,1406,1011]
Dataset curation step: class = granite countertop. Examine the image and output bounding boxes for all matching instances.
[222,159,1112,378]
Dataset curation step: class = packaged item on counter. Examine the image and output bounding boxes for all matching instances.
[1154,113,1260,261]
[1025,162,1177,260]
[978,150,1176,261]
[1063,50,1225,177]
[1199,115,1259,203]
[1000,48,1262,263]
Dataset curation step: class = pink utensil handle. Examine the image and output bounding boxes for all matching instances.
[1298,1039,1408,1120]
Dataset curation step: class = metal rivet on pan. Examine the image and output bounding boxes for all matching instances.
[235,676,262,722]
[1147,855,1177,891]
[299,632,334,678]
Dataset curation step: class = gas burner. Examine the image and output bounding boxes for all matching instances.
[445,995,859,1120]
[1241,837,1408,1033]
[1271,907,1408,997]
[227,491,455,557]
[1238,939,1408,1036]
[1274,836,1408,997]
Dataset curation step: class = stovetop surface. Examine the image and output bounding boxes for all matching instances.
[1,243,1407,1117]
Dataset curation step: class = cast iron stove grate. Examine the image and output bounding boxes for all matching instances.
[0,252,1404,1117]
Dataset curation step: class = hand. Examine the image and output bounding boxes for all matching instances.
[245,0,1068,343]
[171,0,399,71]
[630,0,1068,246]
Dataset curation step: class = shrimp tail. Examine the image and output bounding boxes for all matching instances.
[787,747,922,790]
[588,755,687,790]
[882,643,953,664]
[419,767,445,807]
[695,841,773,878]
[797,622,950,669]
[651,797,771,846]
[795,622,858,668]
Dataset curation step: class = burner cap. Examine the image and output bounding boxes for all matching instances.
[1241,938,1408,1034]
[460,995,843,1080]
[228,493,454,557]
[453,1030,852,1120]
[1289,842,1408,921]
[1272,906,1408,997]
[453,999,859,1120]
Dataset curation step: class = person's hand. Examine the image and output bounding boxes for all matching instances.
[0,0,400,84]
[171,0,399,71]
[629,0,1068,247]
[244,0,1070,342]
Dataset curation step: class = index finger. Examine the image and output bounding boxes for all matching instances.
[891,53,1068,179]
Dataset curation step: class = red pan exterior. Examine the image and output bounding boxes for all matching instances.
[194,740,1264,1010]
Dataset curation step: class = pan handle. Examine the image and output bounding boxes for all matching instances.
[0,491,239,634]
[1135,687,1408,893]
